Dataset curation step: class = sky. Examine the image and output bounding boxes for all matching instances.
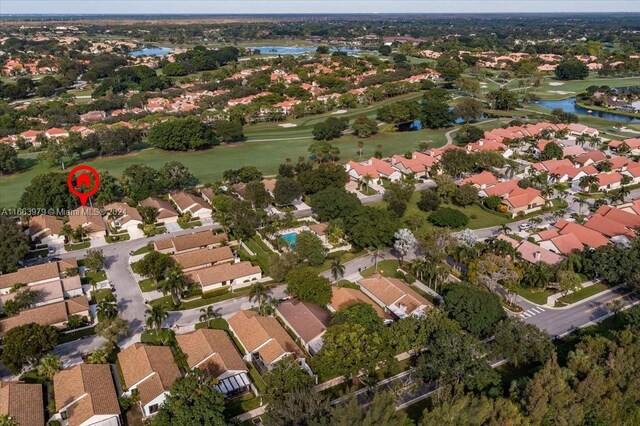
[1,1,639,15]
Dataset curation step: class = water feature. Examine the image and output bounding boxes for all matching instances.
[280,232,298,247]
[130,46,173,57]
[537,97,640,124]
[248,46,361,56]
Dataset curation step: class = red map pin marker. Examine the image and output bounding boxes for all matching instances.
[67,165,100,207]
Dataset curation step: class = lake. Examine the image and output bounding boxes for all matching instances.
[130,47,173,57]
[248,46,361,55]
[538,98,640,124]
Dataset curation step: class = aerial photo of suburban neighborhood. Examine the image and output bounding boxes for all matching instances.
[0,1,639,425]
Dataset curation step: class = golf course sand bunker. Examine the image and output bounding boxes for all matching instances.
[548,82,565,86]
[278,123,298,127]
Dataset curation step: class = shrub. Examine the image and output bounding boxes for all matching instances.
[404,273,416,284]
[428,208,469,228]
[483,195,502,211]
[417,189,441,212]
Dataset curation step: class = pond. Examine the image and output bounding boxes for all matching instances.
[247,46,361,56]
[537,98,640,124]
[130,47,173,57]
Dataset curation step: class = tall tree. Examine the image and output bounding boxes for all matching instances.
[0,216,29,274]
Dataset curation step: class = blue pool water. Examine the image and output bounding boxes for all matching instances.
[280,232,298,247]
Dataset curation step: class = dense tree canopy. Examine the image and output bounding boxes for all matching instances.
[555,59,590,80]
[286,267,332,305]
[0,144,18,175]
[0,216,29,274]
[1,323,58,374]
[443,284,506,338]
[148,116,217,151]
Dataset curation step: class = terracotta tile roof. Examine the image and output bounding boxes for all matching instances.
[503,187,544,209]
[608,157,632,171]
[391,153,436,173]
[117,344,181,406]
[460,171,498,187]
[262,178,277,194]
[597,172,623,187]
[358,275,432,316]
[169,192,210,213]
[104,202,142,224]
[68,207,106,233]
[536,229,560,240]
[556,222,609,248]
[200,187,215,202]
[575,151,606,165]
[514,239,564,265]
[186,261,260,287]
[0,260,77,290]
[276,300,330,344]
[176,329,246,373]
[584,214,636,238]
[0,295,89,336]
[171,247,234,270]
[172,231,227,253]
[596,205,640,228]
[483,180,520,197]
[0,381,45,426]
[548,233,584,255]
[330,287,392,320]
[562,145,586,157]
[227,310,303,365]
[53,364,120,426]
[138,197,178,219]
[28,215,64,237]
[536,158,575,173]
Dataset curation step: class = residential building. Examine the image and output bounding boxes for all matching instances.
[555,220,610,249]
[185,261,261,293]
[0,381,45,426]
[497,235,564,265]
[0,296,90,336]
[117,344,182,418]
[390,152,437,178]
[170,246,234,272]
[275,299,330,354]
[358,275,433,319]
[345,158,402,183]
[53,364,121,426]
[138,197,179,224]
[27,214,65,245]
[153,231,228,254]
[459,171,499,189]
[596,172,623,191]
[67,207,107,239]
[227,310,305,372]
[103,202,143,233]
[168,192,213,220]
[329,286,393,321]
[176,329,252,396]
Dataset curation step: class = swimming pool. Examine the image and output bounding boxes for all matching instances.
[280,232,297,247]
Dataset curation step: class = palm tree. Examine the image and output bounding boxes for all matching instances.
[36,354,61,381]
[258,296,278,316]
[97,295,118,321]
[362,174,373,194]
[199,306,219,327]
[159,265,187,307]
[145,304,168,331]
[579,175,598,192]
[357,140,364,159]
[248,282,269,305]
[330,257,345,282]
[86,349,108,364]
[573,194,588,215]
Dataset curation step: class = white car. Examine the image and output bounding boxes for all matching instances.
[518,223,534,231]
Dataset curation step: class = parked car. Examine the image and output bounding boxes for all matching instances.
[518,223,533,231]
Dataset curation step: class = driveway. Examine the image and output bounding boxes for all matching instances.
[165,223,182,233]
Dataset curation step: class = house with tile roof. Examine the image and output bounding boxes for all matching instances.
[168,192,212,220]
[596,172,623,191]
[27,214,65,245]
[0,296,90,336]
[170,247,234,272]
[103,202,143,234]
[176,329,252,396]
[466,139,513,158]
[358,275,433,319]
[459,171,499,189]
[275,299,330,355]
[45,127,69,140]
[555,221,610,249]
[138,197,179,225]
[609,138,640,155]
[53,364,121,426]
[185,261,261,293]
[0,381,45,426]
[19,129,42,145]
[584,214,636,239]
[390,152,437,178]
[596,205,640,229]
[575,151,607,167]
[153,231,228,254]
[328,287,393,322]
[501,187,546,218]
[345,158,402,183]
[539,233,585,256]
[117,344,182,418]
[227,310,306,373]
[67,207,107,239]
[497,235,564,265]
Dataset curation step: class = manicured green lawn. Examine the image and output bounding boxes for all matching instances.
[556,283,610,305]
[92,288,113,303]
[139,278,159,292]
[59,326,96,344]
[131,244,153,256]
[514,285,554,305]
[360,259,400,278]
[83,270,107,285]
[64,241,91,251]
[531,75,640,100]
